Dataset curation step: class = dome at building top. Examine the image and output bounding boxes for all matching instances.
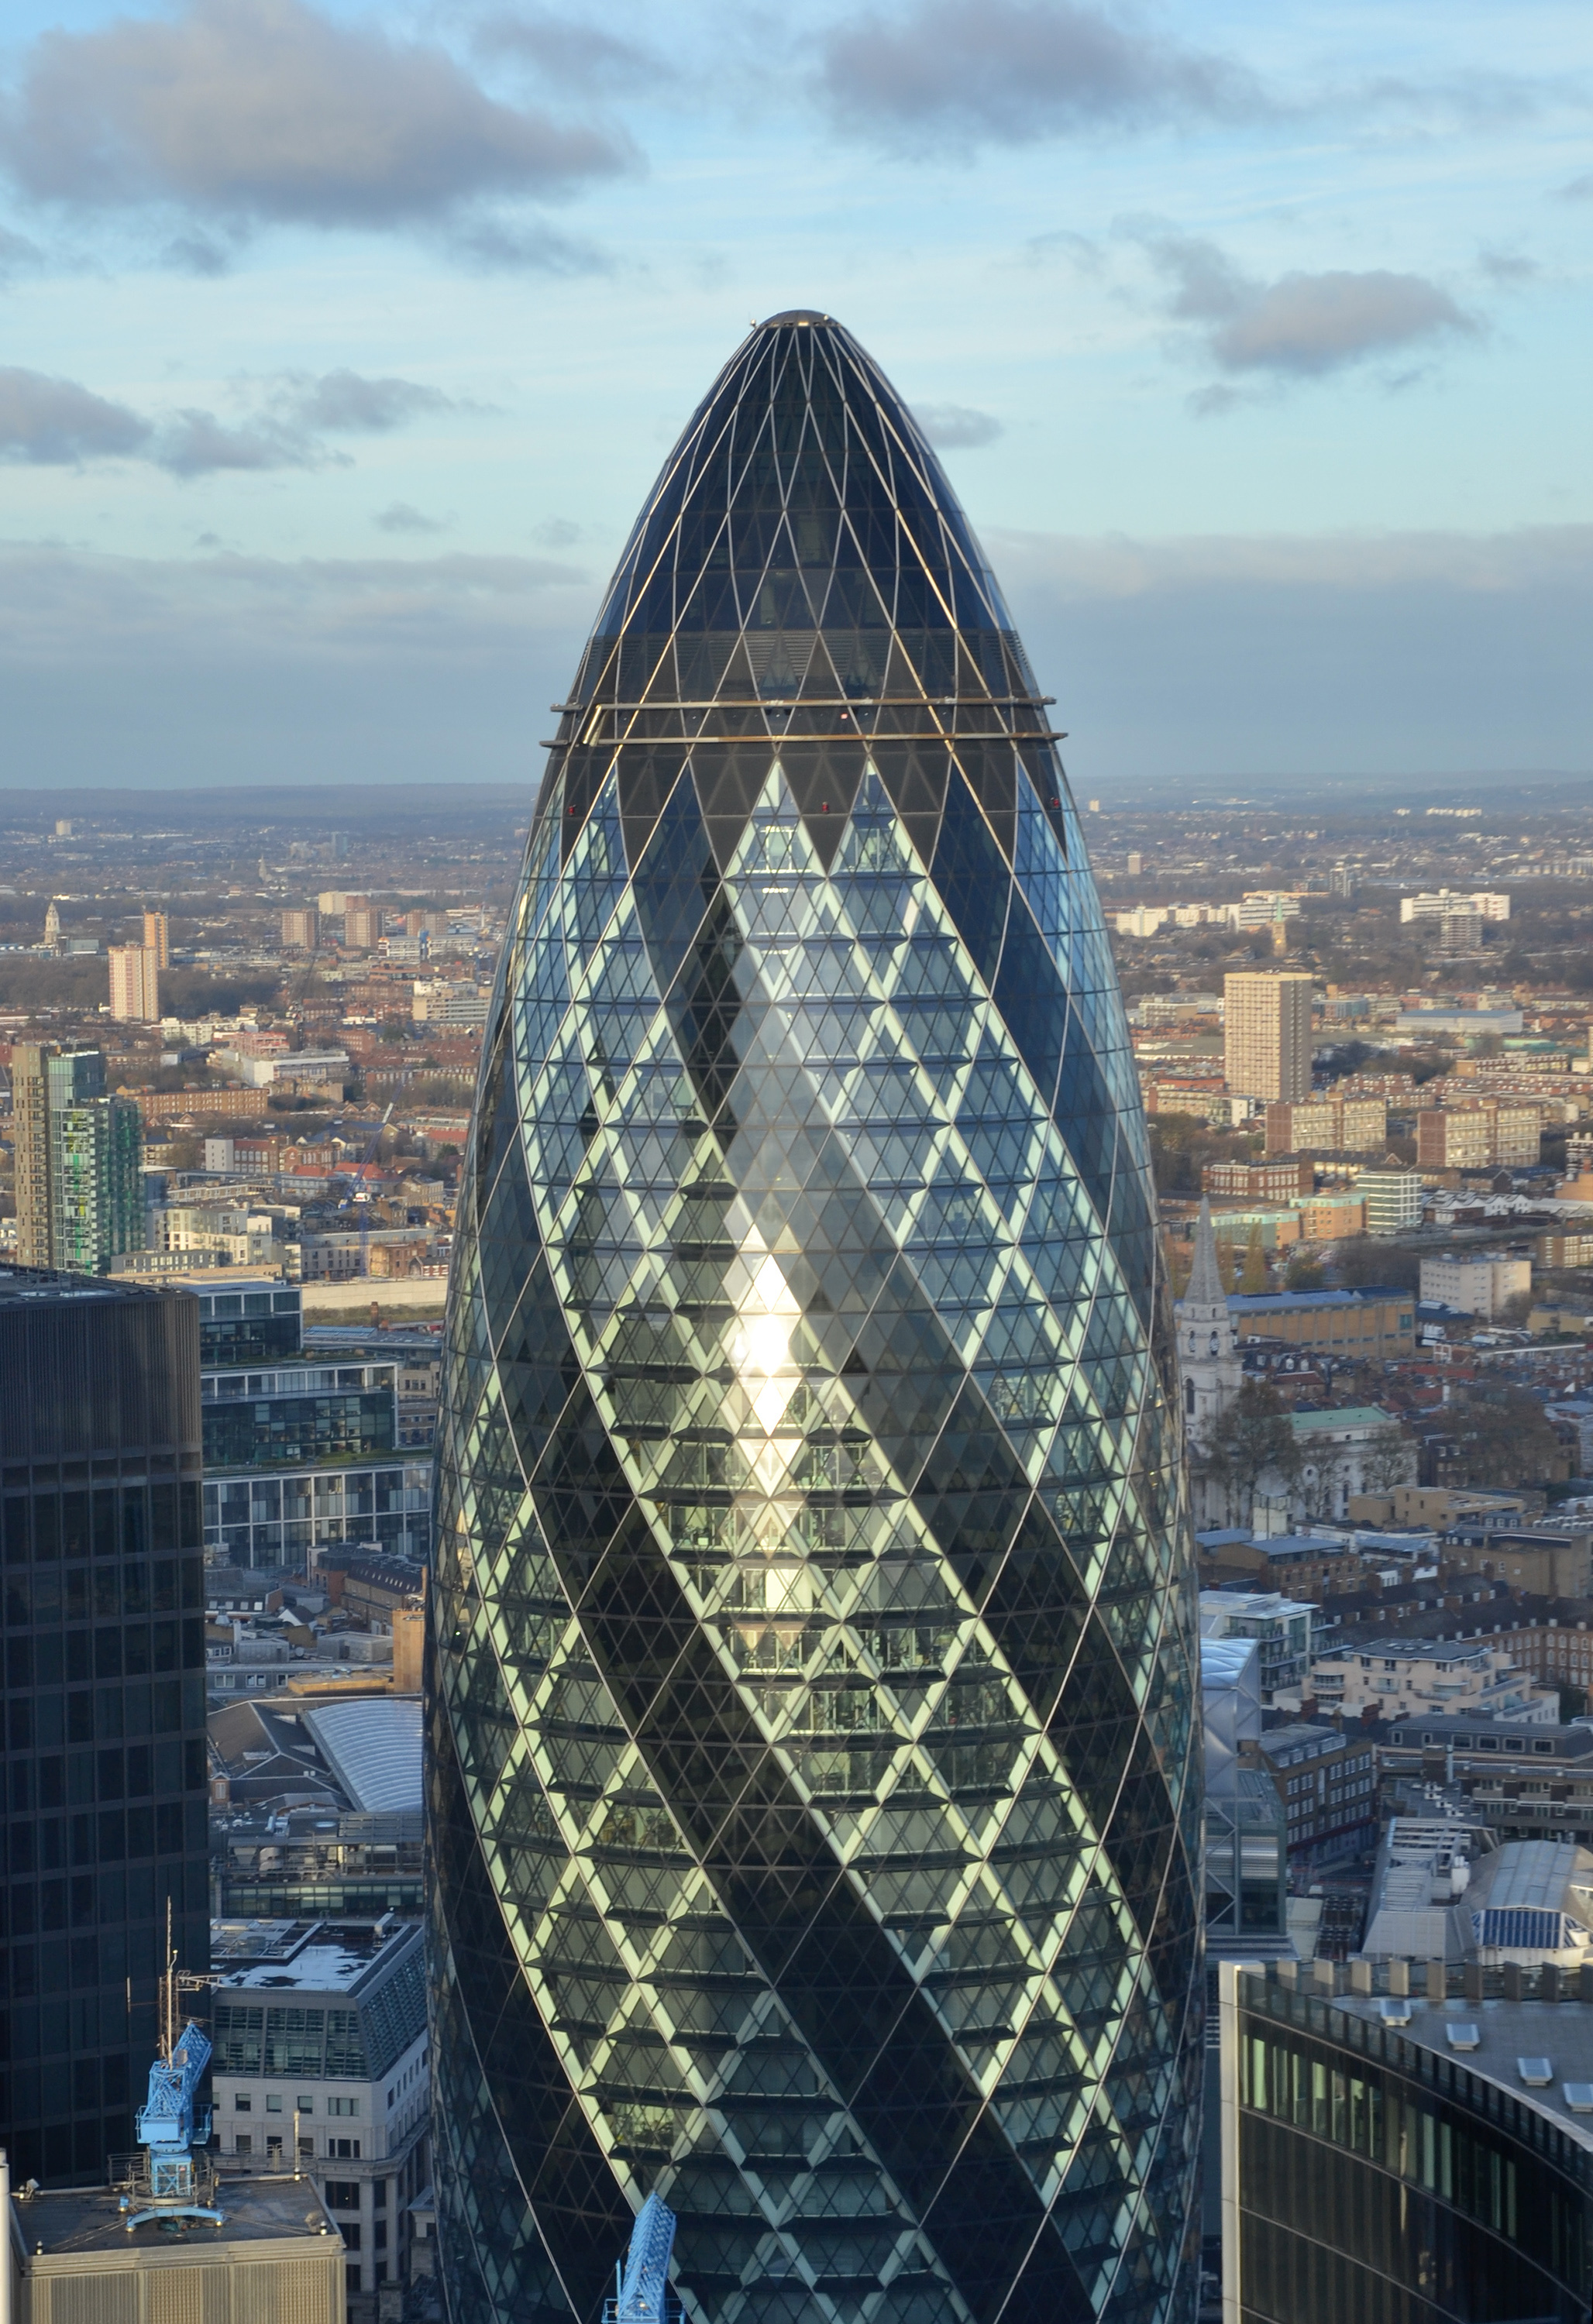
[556,313,1056,879]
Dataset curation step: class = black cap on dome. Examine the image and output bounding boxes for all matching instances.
[547,316,1064,875]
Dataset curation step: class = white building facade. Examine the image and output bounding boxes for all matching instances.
[211,1920,432,2311]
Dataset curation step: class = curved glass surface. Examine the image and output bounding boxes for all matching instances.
[428,313,1202,2324]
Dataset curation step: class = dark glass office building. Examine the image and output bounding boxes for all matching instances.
[428,315,1202,2324]
[0,1264,210,2181]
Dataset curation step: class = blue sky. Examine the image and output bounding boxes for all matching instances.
[1,0,1589,794]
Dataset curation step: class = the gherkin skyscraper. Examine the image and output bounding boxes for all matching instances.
[428,313,1202,2324]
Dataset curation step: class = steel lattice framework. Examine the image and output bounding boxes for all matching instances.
[428,313,1202,2324]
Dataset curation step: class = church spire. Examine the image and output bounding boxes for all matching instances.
[1185,1194,1227,1308]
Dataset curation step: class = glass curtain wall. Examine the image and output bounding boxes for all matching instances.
[428,314,1202,2324]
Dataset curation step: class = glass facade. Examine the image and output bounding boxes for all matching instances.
[428,314,1201,2324]
[202,1460,430,1569]
[0,1267,210,2183]
[201,1371,398,1470]
[196,1281,304,1370]
[1233,1973,1593,2324]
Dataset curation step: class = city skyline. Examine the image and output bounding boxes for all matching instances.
[0,1,1588,789]
[427,312,1202,2324]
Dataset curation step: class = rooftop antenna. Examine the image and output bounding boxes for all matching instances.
[121,1902,221,2231]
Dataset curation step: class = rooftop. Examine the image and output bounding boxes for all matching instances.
[0,1261,187,1308]
[1240,1968,1593,2160]
[1289,1405,1399,1434]
[1256,1722,1347,1763]
[1200,1638,1261,1690]
[1199,1591,1318,1623]
[1320,1637,1492,1662]
[1382,1718,1593,1758]
[216,1916,421,1998]
[13,2171,339,2257]
[301,1697,421,1814]
[1228,1287,1412,1313]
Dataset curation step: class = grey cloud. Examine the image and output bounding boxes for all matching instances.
[155,408,335,476]
[0,0,634,234]
[375,502,448,535]
[984,524,1593,600]
[0,359,474,476]
[161,229,236,274]
[0,530,1587,793]
[913,402,1003,448]
[1026,226,1101,268]
[276,369,458,431]
[0,545,590,665]
[1129,226,1478,381]
[1560,172,1593,199]
[817,0,1266,150]
[0,542,597,791]
[0,366,150,463]
[473,9,672,95]
[532,517,582,547]
[1477,248,1539,287]
[444,212,611,270]
[0,222,44,275]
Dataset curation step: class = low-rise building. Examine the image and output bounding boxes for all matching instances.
[1445,1522,1593,1599]
[1399,887,1512,923]
[1292,1192,1367,1240]
[1263,1096,1388,1155]
[211,1918,431,2310]
[1539,1228,1593,1269]
[1291,1635,1559,1724]
[1289,1404,1417,1524]
[297,1227,439,1282]
[1355,1164,1424,1236]
[1419,1250,1533,1319]
[1199,1590,1317,1702]
[1227,1285,1416,1358]
[1417,1102,1544,1171]
[149,1201,280,1268]
[1347,1485,1532,1530]
[1202,1155,1315,1201]
[205,1461,431,1569]
[411,979,489,1028]
[6,2163,344,2324]
[1247,1720,1379,1866]
[1378,1717,1593,1844]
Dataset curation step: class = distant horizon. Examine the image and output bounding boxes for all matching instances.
[2,767,1588,810]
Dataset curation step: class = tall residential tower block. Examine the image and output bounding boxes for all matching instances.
[12,1043,144,1274]
[1223,972,1314,1105]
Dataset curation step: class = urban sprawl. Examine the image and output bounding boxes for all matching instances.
[8,777,1593,2320]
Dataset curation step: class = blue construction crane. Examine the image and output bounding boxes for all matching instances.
[604,2193,682,2324]
[123,2020,223,2229]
